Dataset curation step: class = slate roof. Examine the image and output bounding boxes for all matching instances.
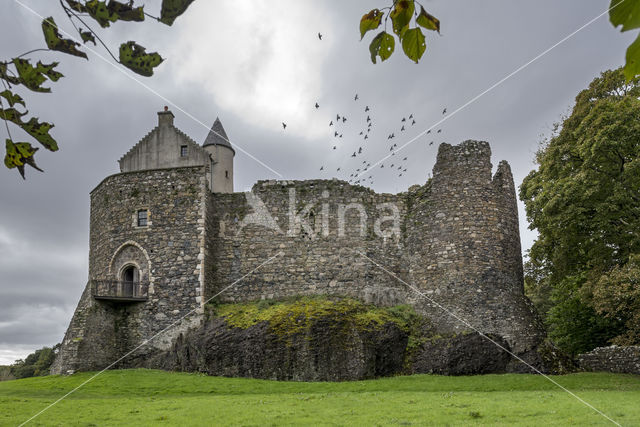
[203,117,234,153]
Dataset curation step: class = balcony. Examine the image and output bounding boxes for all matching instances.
[91,280,149,302]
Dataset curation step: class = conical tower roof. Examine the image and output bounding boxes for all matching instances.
[203,117,234,154]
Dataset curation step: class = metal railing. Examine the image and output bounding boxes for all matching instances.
[91,280,149,301]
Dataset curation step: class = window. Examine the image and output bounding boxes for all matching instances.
[225,170,229,178]
[180,145,188,157]
[137,210,148,227]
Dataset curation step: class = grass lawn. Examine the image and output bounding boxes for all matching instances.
[0,370,638,426]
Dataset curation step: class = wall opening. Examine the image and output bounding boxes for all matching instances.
[121,265,139,296]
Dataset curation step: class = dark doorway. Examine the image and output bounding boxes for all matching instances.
[121,265,138,297]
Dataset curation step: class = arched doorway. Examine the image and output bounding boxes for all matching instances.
[121,265,139,297]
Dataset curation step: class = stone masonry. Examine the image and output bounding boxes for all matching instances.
[52,110,546,374]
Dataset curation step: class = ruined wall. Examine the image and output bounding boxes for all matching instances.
[205,141,544,354]
[207,180,409,307]
[53,167,208,373]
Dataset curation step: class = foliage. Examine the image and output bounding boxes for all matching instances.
[0,366,14,382]
[0,0,195,178]
[520,68,640,354]
[360,0,439,64]
[1,370,640,425]
[8,344,60,379]
[610,0,640,80]
[585,254,640,345]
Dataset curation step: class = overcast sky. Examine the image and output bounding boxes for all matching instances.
[0,0,632,365]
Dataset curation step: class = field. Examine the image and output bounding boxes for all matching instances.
[1,370,639,426]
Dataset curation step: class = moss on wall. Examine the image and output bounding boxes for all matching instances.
[207,296,429,344]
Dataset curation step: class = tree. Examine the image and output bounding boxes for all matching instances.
[3,1,640,178]
[9,344,60,379]
[520,68,640,354]
[1,0,195,178]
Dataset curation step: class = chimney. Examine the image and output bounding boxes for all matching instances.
[158,106,174,127]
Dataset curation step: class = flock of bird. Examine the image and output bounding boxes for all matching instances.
[279,31,449,188]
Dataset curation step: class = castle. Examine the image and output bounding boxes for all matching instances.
[51,108,545,375]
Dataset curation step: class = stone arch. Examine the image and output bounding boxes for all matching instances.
[108,240,153,286]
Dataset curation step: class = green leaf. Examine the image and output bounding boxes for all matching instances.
[160,0,196,26]
[79,29,96,45]
[42,17,88,59]
[4,139,42,178]
[107,0,145,22]
[0,62,20,86]
[11,59,63,93]
[610,0,640,31]
[0,107,28,124]
[83,0,144,28]
[401,27,426,63]
[416,6,440,33]
[624,32,640,80]
[119,41,164,77]
[390,0,414,38]
[360,9,384,40]
[20,117,59,151]
[369,31,395,64]
[65,0,88,13]
[0,90,25,108]
[84,0,118,27]
[0,108,58,151]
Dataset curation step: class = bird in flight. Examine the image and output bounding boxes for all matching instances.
[352,152,357,157]
[315,102,319,109]
[359,131,364,135]
[342,117,347,123]
[333,146,336,150]
[401,117,406,122]
[364,134,368,140]
[365,106,370,112]
[354,94,359,101]
[412,120,416,125]
[427,129,431,134]
[442,108,447,115]
[320,166,324,170]
[366,115,371,122]
[401,125,405,131]
[339,134,343,138]
[318,33,322,40]
[329,120,333,126]
[437,129,442,133]
[429,141,434,145]
[334,131,339,137]
[409,114,413,119]
[336,114,341,121]
[358,147,363,154]
[337,167,341,171]
[282,122,287,129]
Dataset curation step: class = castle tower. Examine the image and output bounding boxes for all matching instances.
[203,118,235,193]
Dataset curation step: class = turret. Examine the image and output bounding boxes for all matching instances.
[203,118,235,193]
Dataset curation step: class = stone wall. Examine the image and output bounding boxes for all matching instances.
[54,139,546,374]
[205,140,544,355]
[578,346,640,375]
[52,166,208,374]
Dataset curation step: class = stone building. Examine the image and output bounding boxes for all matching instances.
[51,108,545,375]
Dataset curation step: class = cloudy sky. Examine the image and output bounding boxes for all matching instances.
[0,0,632,364]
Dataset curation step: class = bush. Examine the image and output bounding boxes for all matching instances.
[9,344,60,379]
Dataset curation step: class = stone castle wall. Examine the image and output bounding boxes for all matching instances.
[206,141,544,354]
[53,140,545,374]
[52,166,208,373]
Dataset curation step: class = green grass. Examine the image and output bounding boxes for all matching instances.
[1,370,639,426]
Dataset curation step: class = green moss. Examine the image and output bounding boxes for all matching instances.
[207,296,428,344]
